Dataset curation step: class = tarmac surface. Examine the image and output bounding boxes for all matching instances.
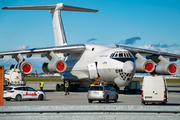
[3,82,180,106]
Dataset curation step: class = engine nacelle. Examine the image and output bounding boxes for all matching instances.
[18,61,33,74]
[155,62,178,75]
[136,60,155,73]
[42,60,67,73]
[135,53,155,73]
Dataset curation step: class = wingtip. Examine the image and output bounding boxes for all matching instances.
[2,7,8,9]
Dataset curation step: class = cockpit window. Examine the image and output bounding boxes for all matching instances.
[119,52,123,57]
[115,53,118,58]
[124,52,129,57]
[111,51,133,58]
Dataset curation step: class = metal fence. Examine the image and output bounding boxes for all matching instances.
[0,105,180,120]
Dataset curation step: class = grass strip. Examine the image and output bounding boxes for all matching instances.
[132,78,180,83]
[24,77,63,82]
[24,77,180,83]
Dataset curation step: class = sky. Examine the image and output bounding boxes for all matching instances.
[0,0,180,75]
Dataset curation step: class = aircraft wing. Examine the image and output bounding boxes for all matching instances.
[117,45,180,60]
[0,44,86,58]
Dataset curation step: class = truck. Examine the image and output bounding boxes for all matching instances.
[141,76,168,105]
[4,69,26,86]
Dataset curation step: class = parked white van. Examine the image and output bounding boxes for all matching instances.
[141,76,168,105]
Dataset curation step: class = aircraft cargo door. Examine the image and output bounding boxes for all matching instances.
[87,63,98,79]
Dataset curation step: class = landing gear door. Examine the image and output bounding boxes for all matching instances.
[87,63,98,79]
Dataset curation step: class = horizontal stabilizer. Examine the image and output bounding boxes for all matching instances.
[2,3,98,12]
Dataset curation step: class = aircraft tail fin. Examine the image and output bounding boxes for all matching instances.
[2,3,98,46]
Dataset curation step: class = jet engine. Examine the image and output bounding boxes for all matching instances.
[18,61,33,74]
[42,60,67,73]
[135,53,155,73]
[155,62,178,75]
[151,55,178,75]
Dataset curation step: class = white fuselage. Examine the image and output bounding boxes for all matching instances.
[61,44,136,87]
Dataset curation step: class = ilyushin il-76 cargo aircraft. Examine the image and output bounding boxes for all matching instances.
[1,3,180,92]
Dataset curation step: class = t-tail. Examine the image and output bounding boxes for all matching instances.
[2,3,98,46]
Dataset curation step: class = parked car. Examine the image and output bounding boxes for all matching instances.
[141,76,168,105]
[3,86,46,101]
[87,84,118,103]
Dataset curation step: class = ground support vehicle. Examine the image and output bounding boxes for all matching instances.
[87,84,118,103]
[3,86,46,101]
[141,76,168,105]
[4,69,26,86]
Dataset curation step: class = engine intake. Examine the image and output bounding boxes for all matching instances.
[18,61,33,74]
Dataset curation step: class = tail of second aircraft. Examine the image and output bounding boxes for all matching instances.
[2,3,98,46]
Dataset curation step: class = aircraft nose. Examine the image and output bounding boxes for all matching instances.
[123,61,134,73]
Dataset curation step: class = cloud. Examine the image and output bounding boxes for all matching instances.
[117,37,141,45]
[151,43,179,48]
[137,44,168,52]
[12,45,29,50]
[172,49,180,54]
[87,38,97,42]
